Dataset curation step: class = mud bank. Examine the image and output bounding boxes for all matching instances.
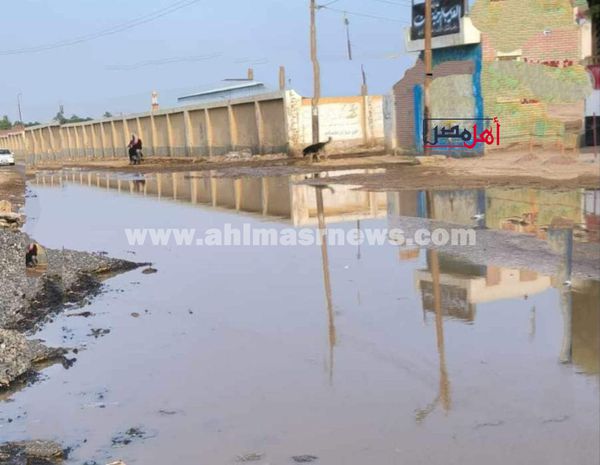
[0,166,25,211]
[25,149,393,176]
[27,149,600,189]
[0,328,65,389]
[0,440,66,465]
[1,228,145,394]
[0,230,144,333]
[301,152,600,191]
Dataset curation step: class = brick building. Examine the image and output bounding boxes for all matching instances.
[392,0,594,154]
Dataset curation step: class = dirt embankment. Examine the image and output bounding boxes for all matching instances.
[27,149,600,190]
[299,150,600,191]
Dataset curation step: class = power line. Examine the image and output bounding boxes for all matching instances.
[319,5,408,23]
[370,0,413,6]
[0,0,203,56]
[106,53,222,71]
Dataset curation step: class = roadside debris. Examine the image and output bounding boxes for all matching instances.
[66,311,94,318]
[111,427,152,447]
[292,455,319,463]
[88,328,111,339]
[236,452,265,462]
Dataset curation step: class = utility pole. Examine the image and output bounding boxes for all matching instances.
[17,93,23,124]
[361,65,369,146]
[423,0,433,156]
[344,14,353,61]
[593,113,598,160]
[279,65,286,90]
[310,0,321,144]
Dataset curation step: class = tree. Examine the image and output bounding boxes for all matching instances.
[103,111,113,118]
[53,109,67,125]
[0,115,12,130]
[53,109,93,125]
[68,115,93,123]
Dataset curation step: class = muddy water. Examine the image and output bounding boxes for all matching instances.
[2,170,599,464]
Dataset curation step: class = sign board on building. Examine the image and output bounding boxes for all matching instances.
[411,0,465,41]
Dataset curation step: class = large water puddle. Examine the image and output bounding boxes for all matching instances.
[2,169,599,464]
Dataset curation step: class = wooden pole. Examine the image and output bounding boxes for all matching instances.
[423,0,433,156]
[593,113,598,159]
[310,0,321,144]
[361,65,369,146]
[344,14,353,61]
[279,66,286,90]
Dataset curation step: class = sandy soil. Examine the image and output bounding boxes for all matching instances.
[0,166,25,209]
[26,149,600,190]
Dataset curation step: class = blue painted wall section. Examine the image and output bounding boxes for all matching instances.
[413,84,424,154]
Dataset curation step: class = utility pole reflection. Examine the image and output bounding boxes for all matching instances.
[316,185,337,384]
[416,191,451,422]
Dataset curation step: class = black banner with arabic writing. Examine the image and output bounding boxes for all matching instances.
[411,0,465,41]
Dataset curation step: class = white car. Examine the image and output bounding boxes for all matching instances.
[0,149,15,166]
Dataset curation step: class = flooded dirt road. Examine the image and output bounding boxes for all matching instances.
[2,169,599,464]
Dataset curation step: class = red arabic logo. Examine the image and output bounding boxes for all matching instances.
[423,117,500,149]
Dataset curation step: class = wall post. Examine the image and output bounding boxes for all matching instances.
[205,109,214,157]
[166,113,174,157]
[228,105,238,152]
[254,101,265,154]
[183,110,193,157]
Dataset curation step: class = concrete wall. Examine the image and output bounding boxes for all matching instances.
[2,90,385,164]
[295,96,384,150]
[393,55,477,152]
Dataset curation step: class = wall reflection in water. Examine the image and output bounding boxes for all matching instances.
[33,171,600,383]
[33,170,388,227]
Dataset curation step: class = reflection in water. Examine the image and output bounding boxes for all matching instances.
[415,192,451,422]
[547,227,574,364]
[387,188,600,244]
[35,171,600,243]
[572,280,600,375]
[32,171,600,378]
[315,182,337,384]
[427,192,451,416]
[33,170,387,227]
[9,171,599,464]
[529,306,536,342]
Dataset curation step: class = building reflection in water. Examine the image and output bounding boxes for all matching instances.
[34,172,599,378]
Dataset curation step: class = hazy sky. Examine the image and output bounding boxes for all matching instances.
[0,0,418,123]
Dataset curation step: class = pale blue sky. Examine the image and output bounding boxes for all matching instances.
[0,0,418,123]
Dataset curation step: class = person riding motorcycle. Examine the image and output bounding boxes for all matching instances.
[128,134,143,165]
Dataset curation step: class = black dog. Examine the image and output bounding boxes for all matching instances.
[303,137,332,163]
